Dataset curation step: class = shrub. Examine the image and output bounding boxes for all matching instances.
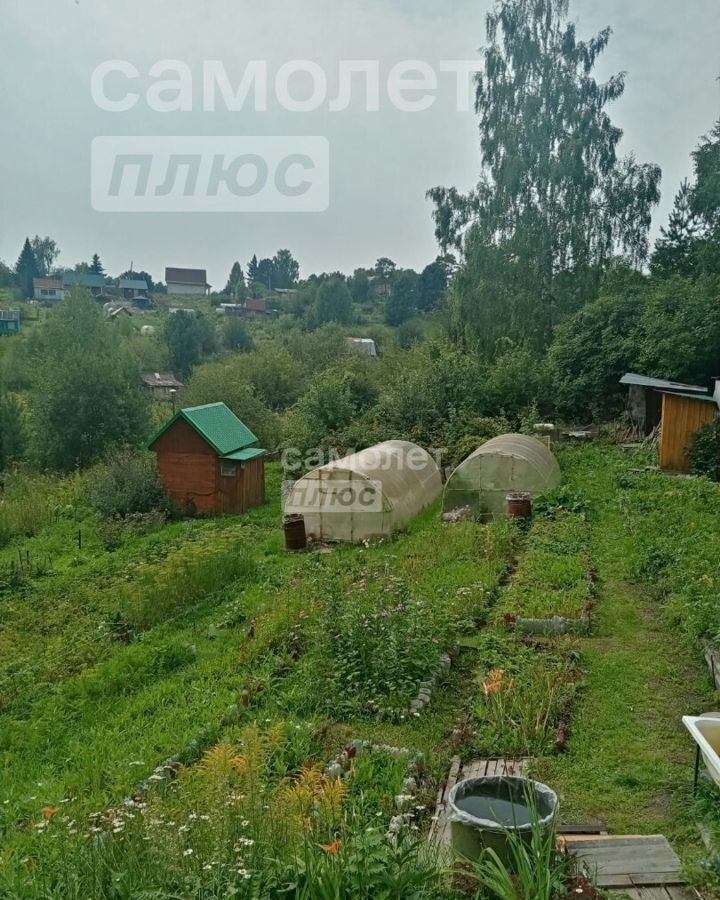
[689,419,720,481]
[85,447,173,520]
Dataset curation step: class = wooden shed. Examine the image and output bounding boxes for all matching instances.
[620,373,709,435]
[148,402,265,515]
[659,391,718,473]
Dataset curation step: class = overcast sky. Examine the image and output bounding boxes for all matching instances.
[1,0,719,287]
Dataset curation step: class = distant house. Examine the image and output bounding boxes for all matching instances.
[0,309,21,336]
[165,267,211,296]
[217,298,267,319]
[33,278,64,302]
[148,402,265,516]
[244,297,267,318]
[119,277,149,300]
[217,303,245,317]
[62,272,107,297]
[346,337,378,358]
[620,373,709,436]
[141,372,184,400]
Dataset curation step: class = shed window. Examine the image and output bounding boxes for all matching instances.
[220,462,237,477]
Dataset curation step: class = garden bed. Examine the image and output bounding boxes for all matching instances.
[495,505,594,630]
[468,634,582,757]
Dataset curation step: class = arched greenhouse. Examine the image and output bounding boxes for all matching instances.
[443,434,561,520]
[284,440,442,543]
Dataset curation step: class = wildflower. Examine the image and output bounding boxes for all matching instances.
[183,848,194,856]
[482,668,512,696]
[320,840,342,854]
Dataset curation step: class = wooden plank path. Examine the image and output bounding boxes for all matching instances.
[430,758,702,900]
[564,834,687,888]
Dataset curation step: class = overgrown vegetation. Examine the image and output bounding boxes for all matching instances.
[497,507,592,621]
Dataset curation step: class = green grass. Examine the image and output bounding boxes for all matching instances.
[534,446,717,874]
[0,463,516,882]
[5,444,720,894]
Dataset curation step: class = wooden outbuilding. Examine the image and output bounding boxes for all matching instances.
[148,402,265,515]
[620,373,708,435]
[658,391,718,473]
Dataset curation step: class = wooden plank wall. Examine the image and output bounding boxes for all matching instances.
[152,418,218,514]
[217,457,265,514]
[659,393,717,473]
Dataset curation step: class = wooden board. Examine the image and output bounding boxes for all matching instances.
[613,888,700,900]
[570,835,684,888]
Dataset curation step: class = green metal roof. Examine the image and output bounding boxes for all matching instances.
[660,390,718,403]
[148,402,259,455]
[222,447,266,461]
[119,278,149,290]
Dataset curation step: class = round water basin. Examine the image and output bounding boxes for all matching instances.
[448,775,558,866]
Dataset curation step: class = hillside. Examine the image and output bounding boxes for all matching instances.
[1,446,720,896]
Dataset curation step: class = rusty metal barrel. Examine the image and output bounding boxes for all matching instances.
[506,492,532,520]
[283,514,307,551]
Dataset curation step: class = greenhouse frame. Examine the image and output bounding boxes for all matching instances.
[284,440,442,543]
[443,433,561,520]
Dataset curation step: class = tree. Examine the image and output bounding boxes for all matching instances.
[224,262,247,299]
[0,393,26,469]
[651,181,703,278]
[30,236,60,277]
[272,249,300,288]
[386,270,418,326]
[255,258,275,289]
[428,0,661,347]
[374,258,396,297]
[247,254,259,284]
[164,311,217,378]
[15,238,38,299]
[223,318,253,352]
[312,277,353,326]
[0,261,15,289]
[349,268,371,303]
[31,290,149,471]
[183,358,281,447]
[692,118,720,236]
[89,254,105,275]
[418,258,448,311]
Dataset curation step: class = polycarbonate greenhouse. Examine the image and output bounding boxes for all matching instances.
[443,434,561,520]
[284,440,442,543]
